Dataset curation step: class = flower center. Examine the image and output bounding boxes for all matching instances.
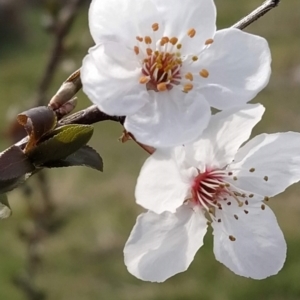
[134,23,213,93]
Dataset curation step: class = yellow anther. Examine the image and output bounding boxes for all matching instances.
[139,76,150,84]
[136,36,143,42]
[152,23,159,31]
[264,176,268,181]
[157,82,168,91]
[154,50,159,56]
[192,56,198,62]
[187,28,196,38]
[145,36,152,44]
[205,38,214,45]
[199,69,209,78]
[229,235,236,242]
[134,46,139,55]
[183,83,193,92]
[249,168,255,172]
[185,72,194,81]
[160,36,169,46]
[176,43,182,49]
[170,37,178,45]
[146,48,153,56]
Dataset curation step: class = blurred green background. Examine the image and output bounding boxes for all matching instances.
[0,0,300,299]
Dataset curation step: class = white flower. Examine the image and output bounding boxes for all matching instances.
[81,0,271,147]
[124,104,300,282]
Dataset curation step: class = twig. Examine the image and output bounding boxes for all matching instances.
[232,0,280,30]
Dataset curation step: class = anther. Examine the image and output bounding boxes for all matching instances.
[227,202,231,206]
[234,214,238,220]
[229,235,236,242]
[249,194,254,198]
[185,72,194,81]
[187,28,196,38]
[261,204,266,210]
[134,46,139,55]
[205,38,214,45]
[136,36,143,42]
[264,196,269,201]
[244,210,249,214]
[146,48,153,56]
[233,176,238,181]
[176,43,182,49]
[249,168,255,172]
[183,83,193,92]
[139,76,150,84]
[228,172,233,176]
[157,82,167,91]
[217,219,221,223]
[170,37,178,45]
[145,36,152,44]
[264,176,268,181]
[245,200,249,205]
[199,69,209,78]
[152,23,159,31]
[192,56,198,61]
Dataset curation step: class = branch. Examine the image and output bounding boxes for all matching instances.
[232,0,280,30]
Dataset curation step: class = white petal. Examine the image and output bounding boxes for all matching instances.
[81,43,149,116]
[152,0,216,54]
[230,132,300,197]
[124,205,207,282]
[185,104,264,169]
[89,0,159,46]
[196,28,271,109]
[212,200,286,279]
[136,149,190,214]
[125,89,211,148]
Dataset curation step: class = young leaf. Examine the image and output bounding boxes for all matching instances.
[27,124,94,166]
[0,194,12,219]
[17,106,57,152]
[43,145,103,171]
[0,145,36,193]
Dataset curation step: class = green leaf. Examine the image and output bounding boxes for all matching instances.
[0,194,12,219]
[43,145,103,171]
[27,124,94,166]
[0,146,36,194]
[17,106,57,152]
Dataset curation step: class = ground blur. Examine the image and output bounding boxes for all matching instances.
[0,0,300,299]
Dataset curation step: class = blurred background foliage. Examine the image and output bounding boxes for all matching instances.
[0,0,300,299]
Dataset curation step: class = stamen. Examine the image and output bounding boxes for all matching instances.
[183,83,193,92]
[187,28,196,38]
[261,204,266,210]
[244,210,249,214]
[264,176,268,181]
[176,44,182,49]
[157,82,167,91]
[192,56,198,61]
[136,36,143,42]
[152,23,159,31]
[170,37,178,45]
[146,48,153,56]
[139,76,150,84]
[234,214,238,220]
[134,46,139,55]
[205,38,214,45]
[249,168,255,172]
[229,235,236,241]
[264,196,269,201]
[185,72,193,81]
[199,69,209,78]
[145,36,152,44]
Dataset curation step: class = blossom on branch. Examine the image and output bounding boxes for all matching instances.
[81,0,271,147]
[124,104,300,282]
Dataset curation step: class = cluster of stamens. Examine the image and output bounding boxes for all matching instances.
[134,23,213,93]
[191,167,270,242]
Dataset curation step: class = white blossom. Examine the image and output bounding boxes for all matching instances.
[124,104,300,282]
[81,0,271,147]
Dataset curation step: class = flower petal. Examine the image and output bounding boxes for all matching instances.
[125,89,211,148]
[231,132,300,197]
[151,0,216,54]
[185,104,264,170]
[196,28,271,109]
[81,43,149,116]
[124,205,207,282]
[136,149,190,214]
[89,0,160,46]
[212,200,286,279]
